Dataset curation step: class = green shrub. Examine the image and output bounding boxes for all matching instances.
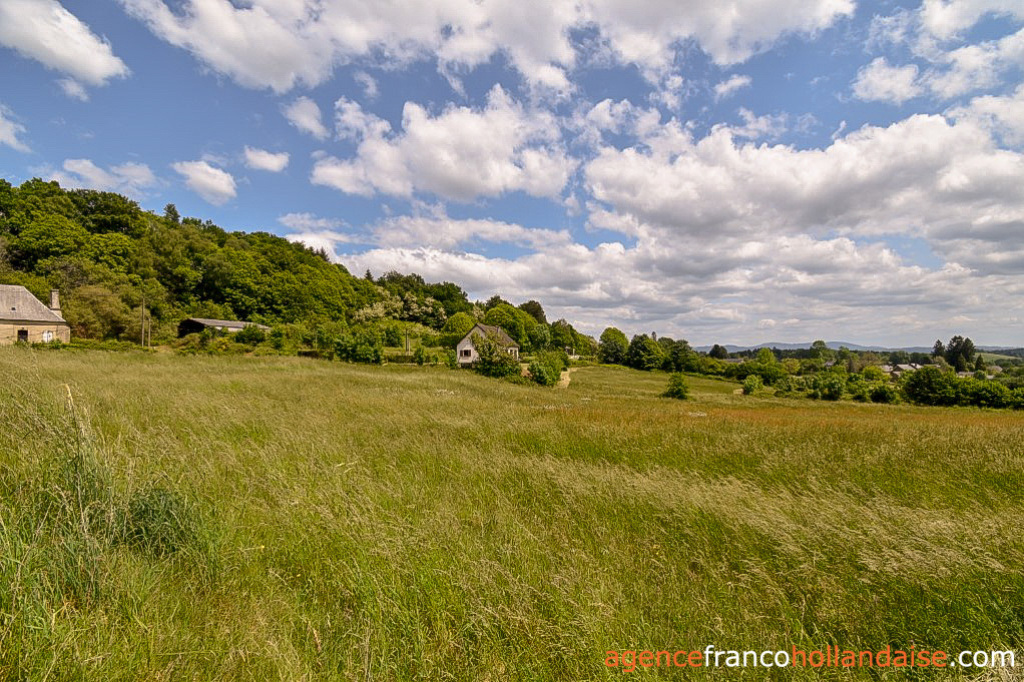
[662,372,689,399]
[742,375,763,395]
[473,332,521,378]
[234,324,266,345]
[869,383,898,404]
[335,328,384,364]
[413,345,427,365]
[814,373,846,401]
[529,361,558,386]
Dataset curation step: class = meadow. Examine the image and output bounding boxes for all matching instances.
[2,347,1023,680]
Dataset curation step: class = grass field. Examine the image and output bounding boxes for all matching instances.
[2,347,1024,680]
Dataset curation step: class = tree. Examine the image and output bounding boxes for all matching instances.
[626,334,666,371]
[933,339,946,358]
[599,327,629,364]
[518,300,547,325]
[810,340,833,361]
[709,344,729,359]
[944,335,976,370]
[903,366,958,406]
[663,373,689,399]
[164,203,180,224]
[483,303,530,349]
[439,311,476,347]
[484,294,510,310]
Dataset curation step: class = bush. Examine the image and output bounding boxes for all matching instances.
[234,324,266,345]
[869,384,898,404]
[742,375,763,395]
[473,332,521,378]
[529,361,558,386]
[663,372,689,400]
[815,373,846,401]
[335,328,384,364]
[445,349,458,369]
[902,366,957,406]
[413,345,427,365]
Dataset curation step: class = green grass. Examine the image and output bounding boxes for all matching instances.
[2,347,1024,680]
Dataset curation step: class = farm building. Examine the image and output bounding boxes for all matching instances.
[177,318,271,337]
[0,285,71,345]
[456,324,519,366]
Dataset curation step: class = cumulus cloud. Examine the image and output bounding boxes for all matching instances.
[0,104,30,152]
[714,74,752,101]
[120,0,853,92]
[171,160,237,205]
[244,146,289,172]
[925,27,1024,98]
[312,86,576,201]
[283,96,329,139]
[49,159,157,198]
[863,5,1023,102]
[852,57,923,104]
[0,0,129,96]
[919,0,1024,40]
[949,84,1024,146]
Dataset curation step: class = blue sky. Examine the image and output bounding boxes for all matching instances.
[1,0,1022,346]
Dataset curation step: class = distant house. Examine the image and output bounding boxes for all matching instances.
[177,317,270,337]
[456,324,519,366]
[0,285,70,345]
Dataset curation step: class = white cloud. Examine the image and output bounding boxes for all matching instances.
[49,159,158,198]
[171,160,237,205]
[372,213,571,251]
[278,212,346,231]
[283,96,329,139]
[354,71,379,99]
[949,85,1024,146]
[0,104,30,152]
[925,27,1024,99]
[0,0,129,92]
[120,0,854,92]
[243,146,289,172]
[920,0,1024,40]
[312,86,576,201]
[58,78,89,101]
[714,74,752,101]
[727,108,788,140]
[851,57,923,104]
[584,112,1024,274]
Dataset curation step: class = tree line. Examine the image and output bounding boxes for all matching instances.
[0,178,595,358]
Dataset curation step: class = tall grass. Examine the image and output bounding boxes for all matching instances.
[1,346,1023,679]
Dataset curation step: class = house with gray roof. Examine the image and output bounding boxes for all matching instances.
[0,285,71,345]
[177,317,271,337]
[456,323,519,366]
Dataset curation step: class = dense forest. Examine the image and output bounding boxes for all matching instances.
[0,178,595,356]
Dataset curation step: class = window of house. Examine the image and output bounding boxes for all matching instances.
[43,330,53,342]
[461,349,471,357]
[17,329,28,343]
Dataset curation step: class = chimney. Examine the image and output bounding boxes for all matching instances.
[49,289,60,311]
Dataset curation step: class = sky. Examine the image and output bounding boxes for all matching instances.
[0,0,1022,347]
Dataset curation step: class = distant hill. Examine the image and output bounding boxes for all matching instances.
[696,341,1023,354]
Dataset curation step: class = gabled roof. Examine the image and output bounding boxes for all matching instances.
[0,285,66,324]
[182,318,270,331]
[462,323,519,348]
